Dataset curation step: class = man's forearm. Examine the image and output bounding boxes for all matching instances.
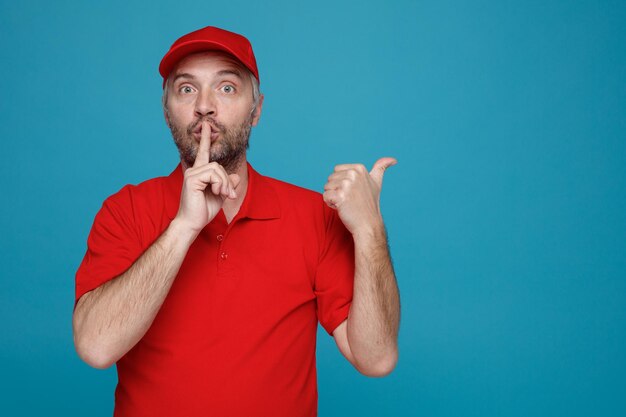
[73,218,198,368]
[346,224,400,375]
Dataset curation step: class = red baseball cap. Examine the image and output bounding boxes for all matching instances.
[159,26,260,88]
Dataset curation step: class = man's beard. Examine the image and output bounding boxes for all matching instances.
[168,113,252,173]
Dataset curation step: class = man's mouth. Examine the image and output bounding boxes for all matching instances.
[192,124,220,141]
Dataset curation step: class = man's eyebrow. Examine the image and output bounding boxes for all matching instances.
[171,73,196,84]
[215,69,244,80]
[171,69,244,84]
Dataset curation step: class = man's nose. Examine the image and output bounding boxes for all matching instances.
[194,89,216,117]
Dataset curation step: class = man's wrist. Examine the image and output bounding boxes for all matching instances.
[167,217,201,248]
[351,218,387,244]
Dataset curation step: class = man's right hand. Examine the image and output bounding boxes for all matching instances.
[74,120,241,368]
[175,121,240,234]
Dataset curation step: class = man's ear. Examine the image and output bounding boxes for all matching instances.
[163,108,170,127]
[251,94,264,127]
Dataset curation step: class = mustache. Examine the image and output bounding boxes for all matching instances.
[187,117,225,135]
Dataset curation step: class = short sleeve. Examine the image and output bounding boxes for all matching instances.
[74,186,144,308]
[314,204,355,336]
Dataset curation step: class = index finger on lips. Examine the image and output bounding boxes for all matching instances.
[193,121,211,167]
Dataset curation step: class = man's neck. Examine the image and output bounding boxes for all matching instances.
[180,157,249,224]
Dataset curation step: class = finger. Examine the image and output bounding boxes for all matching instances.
[324,178,349,191]
[204,162,231,197]
[211,178,223,196]
[211,165,232,197]
[201,169,224,196]
[323,189,342,209]
[327,171,351,182]
[190,164,230,197]
[324,181,337,191]
[193,121,211,168]
[369,157,397,187]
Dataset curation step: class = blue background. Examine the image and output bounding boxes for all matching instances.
[1,0,625,415]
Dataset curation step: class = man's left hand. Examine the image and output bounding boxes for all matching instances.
[323,157,397,237]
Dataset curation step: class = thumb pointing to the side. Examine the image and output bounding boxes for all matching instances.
[370,157,397,187]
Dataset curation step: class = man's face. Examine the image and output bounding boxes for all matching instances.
[163,51,263,172]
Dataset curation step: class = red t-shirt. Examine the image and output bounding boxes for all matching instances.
[75,162,355,417]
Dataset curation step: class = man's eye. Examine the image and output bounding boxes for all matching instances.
[222,85,235,93]
[180,86,194,94]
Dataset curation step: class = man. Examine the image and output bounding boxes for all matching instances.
[73,26,400,417]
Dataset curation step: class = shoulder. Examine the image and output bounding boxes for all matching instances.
[258,173,331,219]
[92,170,176,246]
[256,172,339,226]
[95,170,175,235]
[102,172,170,209]
[261,174,322,202]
